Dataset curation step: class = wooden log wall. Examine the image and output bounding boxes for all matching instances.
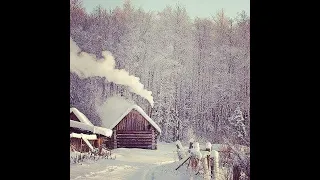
[151,128,156,150]
[116,130,153,149]
[70,138,96,152]
[103,137,112,149]
[94,136,105,148]
[109,110,159,150]
[115,110,151,131]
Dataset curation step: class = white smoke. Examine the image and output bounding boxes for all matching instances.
[70,38,154,107]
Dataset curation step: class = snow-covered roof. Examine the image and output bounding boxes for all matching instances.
[70,120,113,137]
[70,108,94,126]
[99,96,161,134]
[70,120,94,132]
[94,126,113,137]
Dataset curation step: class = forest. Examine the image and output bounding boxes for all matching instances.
[70,0,250,146]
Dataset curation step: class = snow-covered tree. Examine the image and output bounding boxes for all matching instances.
[227,106,247,144]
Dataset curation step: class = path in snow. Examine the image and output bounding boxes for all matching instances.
[70,142,182,180]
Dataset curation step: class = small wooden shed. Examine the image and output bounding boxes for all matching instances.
[70,108,112,152]
[101,96,161,150]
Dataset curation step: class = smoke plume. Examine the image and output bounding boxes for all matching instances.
[70,38,154,107]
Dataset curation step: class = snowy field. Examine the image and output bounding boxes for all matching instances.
[70,142,198,180]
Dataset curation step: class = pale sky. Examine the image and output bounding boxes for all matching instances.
[81,0,250,18]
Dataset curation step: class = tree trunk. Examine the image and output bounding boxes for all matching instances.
[233,165,241,180]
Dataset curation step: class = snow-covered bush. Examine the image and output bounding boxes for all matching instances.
[225,106,249,146]
[217,142,250,180]
[70,148,114,164]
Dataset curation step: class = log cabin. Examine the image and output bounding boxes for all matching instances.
[100,96,161,150]
[70,108,112,152]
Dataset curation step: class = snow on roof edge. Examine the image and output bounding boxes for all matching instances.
[109,105,162,134]
[70,107,94,126]
[70,133,97,140]
[70,120,112,137]
[70,120,94,132]
[94,126,113,137]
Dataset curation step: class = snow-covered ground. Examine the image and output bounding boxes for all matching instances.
[70,142,194,180]
[71,142,249,180]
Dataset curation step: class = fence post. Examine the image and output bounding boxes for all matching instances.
[192,142,202,172]
[211,150,220,180]
[80,138,82,152]
[202,156,210,180]
[205,142,212,179]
